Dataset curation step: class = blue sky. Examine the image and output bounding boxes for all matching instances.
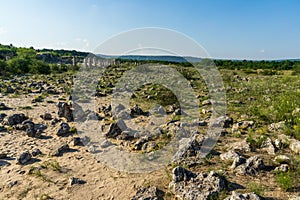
[0,0,299,59]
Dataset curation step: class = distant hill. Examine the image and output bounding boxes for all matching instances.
[97,54,202,63]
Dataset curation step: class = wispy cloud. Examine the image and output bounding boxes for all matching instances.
[260,49,265,53]
[76,38,90,50]
[0,27,7,35]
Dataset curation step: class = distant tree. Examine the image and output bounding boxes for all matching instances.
[0,60,7,74]
[6,57,30,74]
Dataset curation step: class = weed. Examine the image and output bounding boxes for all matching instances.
[248,182,265,196]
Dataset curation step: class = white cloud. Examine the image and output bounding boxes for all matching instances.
[260,49,265,53]
[76,38,90,50]
[0,27,7,35]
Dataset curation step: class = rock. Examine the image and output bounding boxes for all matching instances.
[210,116,233,128]
[228,140,251,153]
[0,125,7,132]
[17,151,32,165]
[130,105,144,116]
[202,99,212,106]
[232,121,254,133]
[115,110,131,120]
[289,139,300,154]
[235,156,265,176]
[274,134,290,149]
[71,137,83,146]
[268,121,286,132]
[0,102,11,110]
[113,103,126,114]
[172,166,196,182]
[56,123,70,136]
[169,168,227,200]
[292,108,300,116]
[131,186,163,200]
[220,150,241,161]
[100,140,113,148]
[134,138,148,150]
[69,177,86,186]
[22,119,37,137]
[172,135,204,165]
[142,141,158,153]
[31,149,42,156]
[116,131,134,140]
[274,155,290,164]
[261,137,276,155]
[6,180,18,188]
[0,113,7,123]
[5,113,27,126]
[274,164,289,173]
[51,143,70,156]
[231,156,247,169]
[51,118,60,125]
[57,102,73,122]
[224,191,262,200]
[220,150,246,169]
[0,153,7,159]
[40,112,52,120]
[105,120,127,138]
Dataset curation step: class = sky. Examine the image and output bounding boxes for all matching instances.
[0,0,299,60]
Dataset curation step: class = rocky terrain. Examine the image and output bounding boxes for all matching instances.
[0,62,299,200]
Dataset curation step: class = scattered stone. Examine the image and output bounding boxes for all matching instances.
[5,113,27,126]
[69,177,86,186]
[172,166,196,182]
[0,153,7,159]
[169,167,227,200]
[274,155,290,164]
[0,113,7,123]
[229,139,251,153]
[116,131,134,140]
[130,105,144,116]
[289,139,300,154]
[105,120,127,138]
[71,137,83,146]
[224,191,262,200]
[6,180,18,188]
[232,121,254,133]
[268,121,286,132]
[51,143,70,156]
[235,156,265,176]
[40,112,52,120]
[100,140,113,148]
[51,118,60,125]
[31,149,42,156]
[220,150,241,161]
[172,135,204,165]
[0,102,11,110]
[261,137,276,155]
[131,186,163,200]
[57,102,73,121]
[142,141,158,153]
[134,137,148,150]
[17,151,32,165]
[274,164,289,173]
[56,123,70,136]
